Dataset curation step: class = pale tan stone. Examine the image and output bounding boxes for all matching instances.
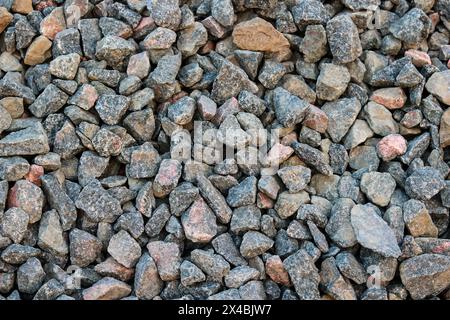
[24,36,52,66]
[232,17,291,61]
[0,7,13,33]
[12,0,33,14]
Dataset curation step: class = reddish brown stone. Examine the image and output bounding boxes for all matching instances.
[257,192,274,209]
[133,17,156,36]
[303,105,328,133]
[265,255,291,286]
[147,241,181,281]
[440,109,450,148]
[280,132,298,146]
[35,0,57,11]
[212,97,241,125]
[199,40,215,54]
[202,16,227,39]
[153,159,182,198]
[24,165,44,186]
[127,52,150,80]
[94,257,135,282]
[40,7,67,40]
[8,180,44,224]
[24,36,52,66]
[429,12,440,31]
[82,277,131,300]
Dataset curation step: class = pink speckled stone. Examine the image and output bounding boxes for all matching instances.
[405,49,432,67]
[377,134,407,161]
[257,192,274,209]
[153,159,182,198]
[266,143,294,166]
[265,255,291,286]
[370,87,407,109]
[181,197,217,243]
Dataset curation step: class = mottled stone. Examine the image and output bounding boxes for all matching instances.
[83,277,131,300]
[182,197,217,243]
[360,172,396,207]
[40,7,67,40]
[326,15,362,64]
[107,230,142,268]
[38,210,68,256]
[134,253,163,300]
[377,134,407,161]
[240,231,274,258]
[403,199,438,238]
[389,8,432,45]
[0,123,49,157]
[400,254,450,300]
[273,87,310,128]
[7,179,44,224]
[147,241,181,281]
[232,17,291,59]
[370,87,407,109]
[69,229,102,267]
[322,98,361,143]
[0,208,29,244]
[17,258,45,294]
[75,180,123,223]
[425,70,450,105]
[405,167,445,201]
[283,249,320,300]
[317,64,350,101]
[95,95,130,126]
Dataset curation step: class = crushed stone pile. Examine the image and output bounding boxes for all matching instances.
[0,0,449,300]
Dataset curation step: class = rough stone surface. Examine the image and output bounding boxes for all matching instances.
[351,204,402,258]
[400,254,450,300]
[0,0,447,301]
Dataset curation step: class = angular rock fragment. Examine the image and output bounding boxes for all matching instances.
[134,253,163,300]
[240,231,274,258]
[75,180,123,223]
[283,249,320,300]
[400,254,450,300]
[182,197,217,243]
[351,205,402,258]
[147,241,181,281]
[83,277,131,300]
[69,229,102,268]
[38,210,68,257]
[389,8,432,46]
[0,124,49,157]
[322,98,361,143]
[232,17,291,60]
[107,231,142,268]
[326,15,362,64]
